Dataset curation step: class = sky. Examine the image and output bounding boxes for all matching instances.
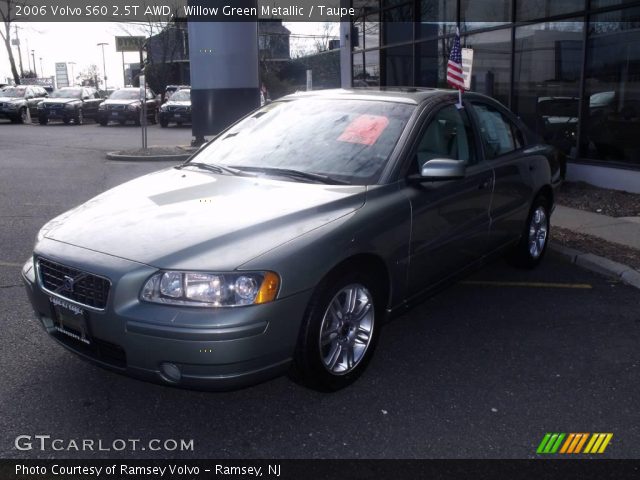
[0,22,334,88]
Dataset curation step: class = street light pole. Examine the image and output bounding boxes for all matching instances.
[97,42,108,90]
[31,50,36,76]
[68,62,76,86]
[39,57,43,78]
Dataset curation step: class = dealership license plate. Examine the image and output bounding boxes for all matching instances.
[50,296,91,345]
[111,112,119,117]
[174,114,182,119]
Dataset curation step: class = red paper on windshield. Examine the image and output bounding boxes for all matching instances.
[337,115,389,146]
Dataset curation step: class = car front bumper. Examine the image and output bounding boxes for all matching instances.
[159,111,191,124]
[96,110,140,123]
[21,242,310,390]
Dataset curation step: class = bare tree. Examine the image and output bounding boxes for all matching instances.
[0,0,23,84]
[77,65,102,88]
[118,1,184,98]
[313,22,337,53]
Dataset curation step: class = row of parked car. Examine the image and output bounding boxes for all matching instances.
[0,84,191,127]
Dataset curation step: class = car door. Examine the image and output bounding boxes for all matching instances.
[403,102,494,296]
[146,89,157,119]
[25,88,40,118]
[27,87,44,117]
[467,101,534,251]
[81,88,97,117]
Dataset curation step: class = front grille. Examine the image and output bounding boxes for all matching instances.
[109,104,126,111]
[168,106,189,112]
[49,103,64,109]
[38,257,111,309]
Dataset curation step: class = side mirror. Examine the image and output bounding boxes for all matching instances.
[411,158,466,182]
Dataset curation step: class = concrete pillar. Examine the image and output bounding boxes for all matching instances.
[187,8,260,143]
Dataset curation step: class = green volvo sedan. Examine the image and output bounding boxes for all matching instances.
[22,88,563,391]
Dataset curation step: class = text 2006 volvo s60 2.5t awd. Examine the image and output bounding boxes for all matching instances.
[22,88,563,391]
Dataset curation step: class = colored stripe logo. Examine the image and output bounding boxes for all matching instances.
[537,433,613,454]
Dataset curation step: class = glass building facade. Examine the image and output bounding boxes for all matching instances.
[349,0,640,169]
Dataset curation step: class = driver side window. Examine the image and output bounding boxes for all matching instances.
[415,105,475,172]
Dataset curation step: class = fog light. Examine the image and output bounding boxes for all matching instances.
[159,362,181,383]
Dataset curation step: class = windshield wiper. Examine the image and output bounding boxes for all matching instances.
[229,166,349,185]
[175,162,250,177]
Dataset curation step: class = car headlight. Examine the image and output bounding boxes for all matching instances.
[37,103,45,109]
[128,104,140,111]
[140,271,280,307]
[98,104,106,110]
[65,103,76,110]
[159,105,168,112]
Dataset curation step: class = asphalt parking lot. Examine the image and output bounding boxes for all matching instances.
[1,122,639,459]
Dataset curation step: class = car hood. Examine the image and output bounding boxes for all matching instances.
[165,100,190,107]
[41,97,79,104]
[103,99,139,106]
[0,96,25,103]
[42,168,366,270]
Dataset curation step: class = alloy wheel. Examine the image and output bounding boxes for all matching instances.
[319,283,374,375]
[528,206,548,259]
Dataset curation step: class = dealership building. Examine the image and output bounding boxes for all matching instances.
[338,0,640,192]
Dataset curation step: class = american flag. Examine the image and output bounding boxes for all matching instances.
[447,28,465,91]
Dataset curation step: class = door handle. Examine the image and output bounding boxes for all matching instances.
[479,177,492,190]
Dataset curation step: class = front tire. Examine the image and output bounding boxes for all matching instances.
[75,109,83,125]
[290,272,381,391]
[510,195,550,269]
[38,116,48,125]
[18,108,28,124]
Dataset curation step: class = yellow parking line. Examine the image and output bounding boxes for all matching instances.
[460,280,592,289]
[0,260,22,268]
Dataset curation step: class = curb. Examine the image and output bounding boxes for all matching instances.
[106,151,193,162]
[549,243,640,290]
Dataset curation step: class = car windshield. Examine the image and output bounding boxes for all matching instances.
[109,90,140,100]
[2,87,26,97]
[194,98,414,185]
[170,90,190,101]
[51,88,82,98]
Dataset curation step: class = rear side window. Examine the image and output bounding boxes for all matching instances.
[472,103,522,159]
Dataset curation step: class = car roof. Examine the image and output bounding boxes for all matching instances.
[283,87,496,106]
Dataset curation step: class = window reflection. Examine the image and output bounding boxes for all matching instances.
[582,7,640,164]
[516,0,584,21]
[382,45,413,86]
[416,39,446,87]
[514,20,584,156]
[461,0,511,31]
[463,29,511,107]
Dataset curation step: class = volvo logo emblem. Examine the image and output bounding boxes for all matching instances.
[63,275,75,292]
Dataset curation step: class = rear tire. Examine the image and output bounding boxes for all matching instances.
[74,109,83,125]
[38,116,48,125]
[99,119,108,126]
[289,271,381,391]
[63,117,71,125]
[509,195,551,269]
[160,119,168,128]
